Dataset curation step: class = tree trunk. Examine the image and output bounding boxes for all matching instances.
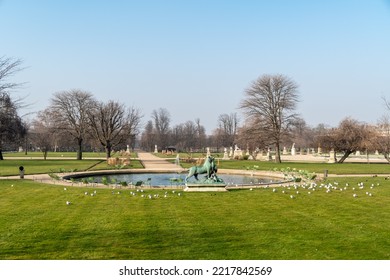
[275,142,282,163]
[105,145,112,159]
[0,149,3,160]
[384,153,390,163]
[77,138,83,160]
[25,136,28,155]
[337,150,353,163]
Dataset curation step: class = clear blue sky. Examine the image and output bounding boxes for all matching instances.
[1,0,390,133]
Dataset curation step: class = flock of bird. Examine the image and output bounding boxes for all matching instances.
[63,179,380,205]
[64,187,183,205]
[255,180,379,200]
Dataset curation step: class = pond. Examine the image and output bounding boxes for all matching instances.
[64,172,283,187]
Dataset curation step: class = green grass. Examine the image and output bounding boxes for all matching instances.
[0,159,144,176]
[3,151,137,159]
[180,160,390,175]
[1,177,389,260]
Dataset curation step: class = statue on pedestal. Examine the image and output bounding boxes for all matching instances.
[184,156,226,193]
[185,156,219,182]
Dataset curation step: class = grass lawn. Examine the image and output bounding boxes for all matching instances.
[0,176,389,260]
[173,159,390,175]
[0,159,144,176]
[3,151,137,159]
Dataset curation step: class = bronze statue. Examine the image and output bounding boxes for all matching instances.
[185,156,218,182]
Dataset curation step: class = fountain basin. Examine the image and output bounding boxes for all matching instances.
[62,170,287,190]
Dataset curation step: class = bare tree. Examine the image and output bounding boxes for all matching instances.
[30,110,55,160]
[170,120,206,152]
[88,100,142,159]
[0,56,25,95]
[216,113,239,148]
[151,108,171,150]
[236,116,268,154]
[239,74,300,163]
[288,118,316,152]
[318,117,375,163]
[49,89,96,160]
[126,106,143,150]
[373,115,390,162]
[0,56,26,159]
[140,120,155,152]
[194,118,207,150]
[0,93,26,159]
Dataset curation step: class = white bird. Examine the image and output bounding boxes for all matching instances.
[85,192,88,195]
[353,194,358,198]
[369,193,373,197]
[64,187,67,191]
[178,193,181,196]
[66,201,71,205]
[290,195,295,199]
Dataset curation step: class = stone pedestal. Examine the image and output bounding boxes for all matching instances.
[206,147,211,157]
[229,147,233,158]
[222,148,230,160]
[328,150,336,163]
[291,147,296,156]
[184,183,227,192]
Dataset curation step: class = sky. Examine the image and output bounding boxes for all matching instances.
[1,0,390,133]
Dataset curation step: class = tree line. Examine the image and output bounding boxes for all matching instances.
[2,56,390,163]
